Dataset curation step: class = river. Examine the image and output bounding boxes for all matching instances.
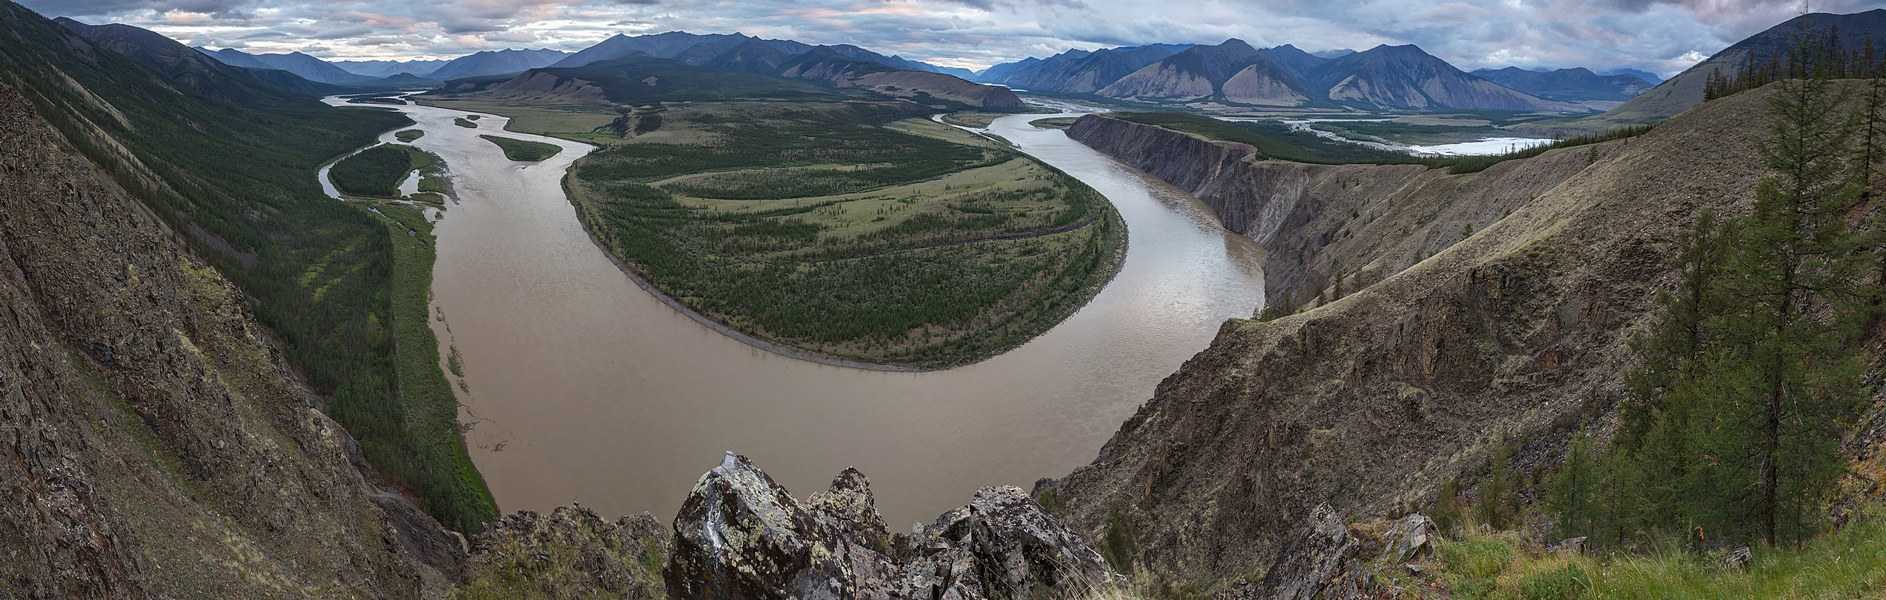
[324,96,1267,528]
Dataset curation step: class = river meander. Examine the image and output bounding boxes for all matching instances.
[326,96,1267,527]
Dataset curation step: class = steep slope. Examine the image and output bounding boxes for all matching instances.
[994,44,1188,93]
[1048,85,1778,581]
[1602,68,1663,84]
[52,18,322,106]
[478,55,839,105]
[975,56,1039,82]
[425,48,568,81]
[1100,39,1311,106]
[1311,44,1576,111]
[1472,66,1655,102]
[700,37,802,74]
[199,47,366,84]
[0,79,462,599]
[1601,8,1886,124]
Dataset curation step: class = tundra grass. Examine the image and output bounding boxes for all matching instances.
[371,202,498,532]
[567,102,1125,368]
[479,134,561,162]
[1398,518,1886,599]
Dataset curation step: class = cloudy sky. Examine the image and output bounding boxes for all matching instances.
[20,0,1886,75]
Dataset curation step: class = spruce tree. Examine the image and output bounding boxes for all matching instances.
[1719,72,1869,546]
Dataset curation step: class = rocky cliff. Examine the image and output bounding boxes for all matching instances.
[1049,86,1779,580]
[0,82,464,598]
[1067,114,1601,310]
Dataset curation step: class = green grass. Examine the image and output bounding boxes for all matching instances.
[395,129,425,142]
[568,101,1125,368]
[454,117,477,128]
[1030,117,1079,130]
[942,112,1003,128]
[1408,517,1886,599]
[479,135,562,162]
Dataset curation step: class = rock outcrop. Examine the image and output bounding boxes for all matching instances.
[1066,113,1601,309]
[1047,79,1784,581]
[667,452,1113,599]
[459,506,669,599]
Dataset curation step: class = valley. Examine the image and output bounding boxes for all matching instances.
[9,0,1886,597]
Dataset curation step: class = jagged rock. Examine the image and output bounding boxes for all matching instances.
[461,506,668,599]
[666,452,856,599]
[1248,505,1375,600]
[1383,513,1436,562]
[667,453,1113,600]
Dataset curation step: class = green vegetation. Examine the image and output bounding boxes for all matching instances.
[1030,117,1079,129]
[455,117,477,128]
[1399,520,1886,598]
[0,3,495,532]
[480,134,562,161]
[330,144,437,197]
[1545,71,1880,550]
[568,101,1124,367]
[371,202,498,533]
[942,112,1003,128]
[1114,111,1654,174]
[396,129,425,142]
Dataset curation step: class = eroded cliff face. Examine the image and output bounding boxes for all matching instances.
[1067,114,1606,311]
[1048,88,1779,580]
[0,82,463,598]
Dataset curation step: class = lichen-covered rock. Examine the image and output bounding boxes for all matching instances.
[1383,513,1435,562]
[666,452,859,600]
[1240,505,1375,600]
[459,506,668,599]
[667,453,1113,600]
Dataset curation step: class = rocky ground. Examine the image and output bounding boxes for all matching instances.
[1047,84,1806,583]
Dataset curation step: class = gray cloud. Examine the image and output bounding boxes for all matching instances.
[17,0,1886,74]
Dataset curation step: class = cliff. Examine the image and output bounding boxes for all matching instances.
[1049,87,1779,580]
[0,82,464,597]
[1067,113,1602,310]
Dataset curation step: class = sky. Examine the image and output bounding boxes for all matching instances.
[21,0,1886,75]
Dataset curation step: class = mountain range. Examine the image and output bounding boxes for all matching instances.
[1470,66,1656,102]
[977,37,1582,111]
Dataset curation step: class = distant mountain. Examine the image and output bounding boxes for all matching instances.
[1602,9,1886,124]
[1309,44,1571,111]
[1311,48,1356,59]
[975,56,1038,83]
[1099,39,1311,106]
[1471,66,1654,102]
[333,58,447,78]
[426,48,568,81]
[1256,44,1329,79]
[1601,68,1663,85]
[779,48,1024,109]
[53,18,331,105]
[554,32,739,67]
[975,44,1187,93]
[198,47,366,84]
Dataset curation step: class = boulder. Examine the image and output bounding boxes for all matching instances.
[1245,505,1375,600]
[667,452,1114,600]
[1383,513,1436,562]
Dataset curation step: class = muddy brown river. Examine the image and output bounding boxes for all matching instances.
[324,96,1266,528]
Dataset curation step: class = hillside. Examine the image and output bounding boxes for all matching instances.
[1049,84,1788,581]
[1099,39,1312,106]
[51,18,324,106]
[993,44,1188,93]
[1472,66,1655,102]
[426,48,569,81]
[1599,8,1886,125]
[200,47,365,84]
[1312,44,1575,111]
